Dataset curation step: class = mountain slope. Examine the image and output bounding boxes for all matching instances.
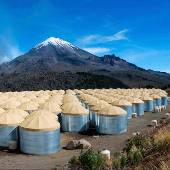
[0,37,170,91]
[0,71,128,91]
[0,37,100,74]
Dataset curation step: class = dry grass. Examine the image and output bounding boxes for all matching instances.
[135,155,170,170]
[153,124,170,141]
[134,121,170,170]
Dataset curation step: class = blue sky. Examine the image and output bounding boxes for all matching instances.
[0,0,170,72]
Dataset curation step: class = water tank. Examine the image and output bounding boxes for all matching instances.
[127,98,144,116]
[159,93,168,106]
[162,96,168,106]
[111,99,132,119]
[19,110,60,155]
[97,105,127,135]
[140,96,154,112]
[151,94,162,107]
[62,102,89,132]
[88,99,101,127]
[0,109,28,148]
[90,100,110,128]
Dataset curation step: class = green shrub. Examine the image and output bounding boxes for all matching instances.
[112,157,121,170]
[128,146,143,166]
[68,131,170,169]
[69,149,107,170]
[119,152,128,168]
[79,149,106,170]
[125,135,152,154]
[112,152,128,169]
[68,155,81,170]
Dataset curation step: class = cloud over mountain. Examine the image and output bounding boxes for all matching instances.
[0,37,22,63]
[77,29,129,46]
[83,47,111,55]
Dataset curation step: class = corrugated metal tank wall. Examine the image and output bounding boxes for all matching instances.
[0,126,18,147]
[97,115,127,135]
[89,110,98,128]
[153,99,162,107]
[132,103,144,116]
[162,97,168,106]
[19,128,60,155]
[121,105,132,119]
[144,100,154,112]
[61,114,89,132]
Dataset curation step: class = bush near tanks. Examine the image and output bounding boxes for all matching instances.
[68,119,170,170]
[114,124,170,169]
[68,149,109,170]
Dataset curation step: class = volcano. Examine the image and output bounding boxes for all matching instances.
[0,37,169,91]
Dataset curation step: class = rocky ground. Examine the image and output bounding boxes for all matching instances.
[0,106,169,170]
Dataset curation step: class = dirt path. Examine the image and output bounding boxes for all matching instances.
[0,106,169,170]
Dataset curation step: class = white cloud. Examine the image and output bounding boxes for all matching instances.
[83,47,111,55]
[0,37,23,63]
[0,46,22,64]
[9,46,22,59]
[77,29,129,45]
[79,35,98,45]
[0,56,11,63]
[108,29,128,41]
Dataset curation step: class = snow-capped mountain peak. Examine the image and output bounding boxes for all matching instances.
[35,37,76,49]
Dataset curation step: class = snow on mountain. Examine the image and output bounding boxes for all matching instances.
[35,37,77,50]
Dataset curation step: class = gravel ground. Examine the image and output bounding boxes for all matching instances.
[0,105,169,170]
